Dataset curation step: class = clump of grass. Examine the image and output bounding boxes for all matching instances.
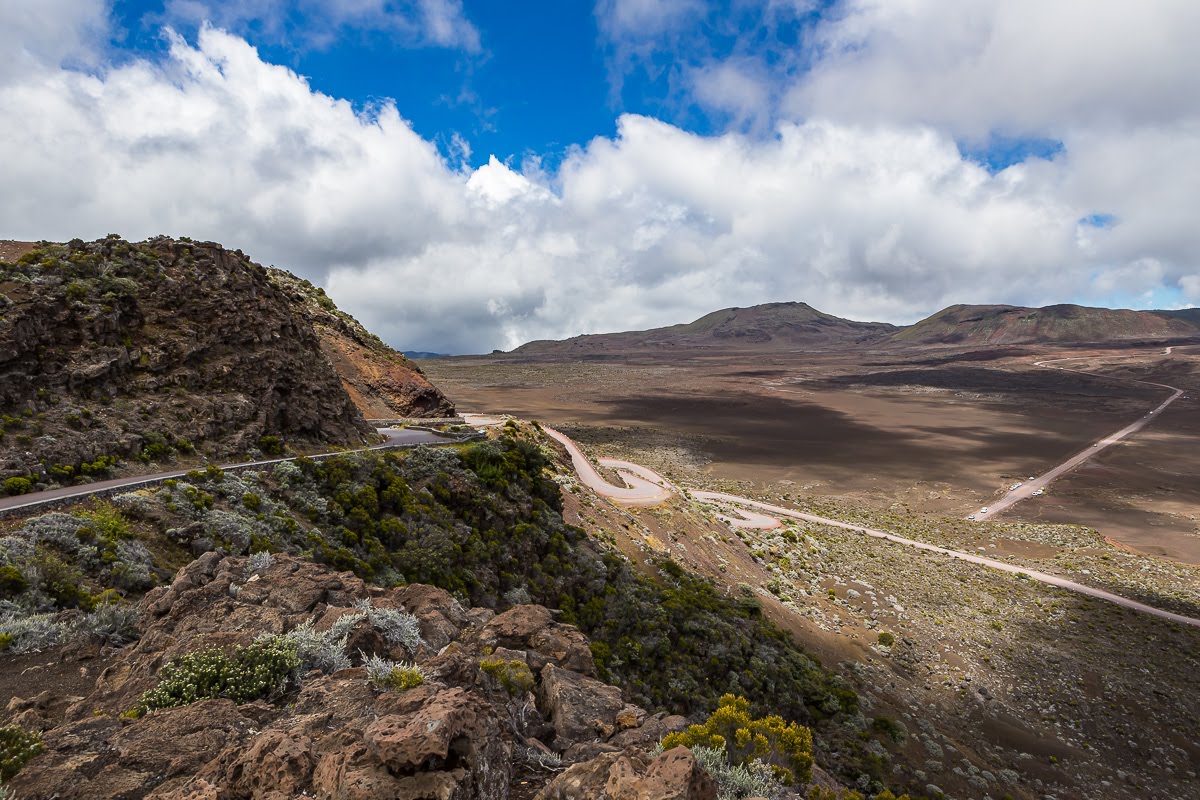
[479,657,535,696]
[362,653,426,692]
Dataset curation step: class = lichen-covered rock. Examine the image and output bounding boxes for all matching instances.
[537,663,628,751]
[534,746,717,800]
[477,604,597,676]
[0,551,690,800]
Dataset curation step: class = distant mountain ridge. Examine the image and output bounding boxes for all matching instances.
[890,303,1200,346]
[508,300,1200,355]
[512,302,897,355]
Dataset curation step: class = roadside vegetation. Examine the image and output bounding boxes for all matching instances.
[0,431,891,788]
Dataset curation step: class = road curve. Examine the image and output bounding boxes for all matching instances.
[973,352,1185,521]
[0,428,450,516]
[545,427,1200,630]
[543,427,673,506]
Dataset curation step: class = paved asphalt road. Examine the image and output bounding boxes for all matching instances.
[972,351,1184,521]
[0,428,449,516]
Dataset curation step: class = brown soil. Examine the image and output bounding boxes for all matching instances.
[424,344,1199,561]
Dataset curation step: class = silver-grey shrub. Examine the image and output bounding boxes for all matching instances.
[354,599,422,651]
[690,745,783,800]
[0,612,65,653]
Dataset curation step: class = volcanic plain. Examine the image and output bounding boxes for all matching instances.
[422,342,1200,564]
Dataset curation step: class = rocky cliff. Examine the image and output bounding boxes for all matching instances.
[0,236,451,490]
[268,269,454,419]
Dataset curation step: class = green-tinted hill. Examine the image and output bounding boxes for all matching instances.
[1151,307,1200,328]
[512,302,896,355]
[890,303,1200,346]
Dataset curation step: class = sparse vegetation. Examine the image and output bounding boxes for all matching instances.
[0,724,44,782]
[479,657,535,695]
[663,694,814,786]
[363,654,426,692]
[138,636,300,713]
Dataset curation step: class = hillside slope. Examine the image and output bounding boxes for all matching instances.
[268,270,455,418]
[891,303,1200,346]
[0,236,378,486]
[513,301,896,355]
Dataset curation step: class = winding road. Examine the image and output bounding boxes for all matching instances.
[536,347,1200,630]
[0,428,450,516]
[543,425,1200,629]
[972,349,1184,521]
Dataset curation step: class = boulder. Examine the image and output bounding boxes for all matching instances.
[537,663,627,751]
[478,605,596,675]
[534,746,716,800]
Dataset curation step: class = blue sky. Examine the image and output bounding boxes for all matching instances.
[1,0,1198,352]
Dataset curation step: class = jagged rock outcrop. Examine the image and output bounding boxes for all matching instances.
[0,236,377,481]
[269,269,455,419]
[534,746,717,800]
[2,553,702,799]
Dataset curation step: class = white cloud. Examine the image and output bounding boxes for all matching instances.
[0,0,108,85]
[790,0,1200,137]
[2,12,1199,353]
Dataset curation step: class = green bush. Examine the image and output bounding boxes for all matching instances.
[0,634,12,652]
[64,280,89,301]
[479,657,535,695]
[242,492,262,511]
[0,724,44,781]
[663,694,814,785]
[0,565,28,599]
[257,436,285,456]
[877,631,895,648]
[138,636,300,713]
[2,477,33,496]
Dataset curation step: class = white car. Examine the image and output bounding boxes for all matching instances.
[1009,483,1022,491]
[1033,489,1045,496]
[980,507,989,513]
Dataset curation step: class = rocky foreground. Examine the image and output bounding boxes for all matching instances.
[3,552,847,799]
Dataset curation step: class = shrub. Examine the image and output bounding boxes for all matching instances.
[0,724,44,781]
[245,551,274,573]
[0,565,27,599]
[242,492,262,511]
[363,654,426,692]
[277,621,350,675]
[138,636,300,712]
[64,280,89,301]
[662,694,814,786]
[354,600,422,651]
[0,613,64,653]
[479,657,535,696]
[79,604,140,647]
[2,477,33,496]
[257,436,285,456]
[0,634,12,652]
[690,744,780,800]
[876,631,895,648]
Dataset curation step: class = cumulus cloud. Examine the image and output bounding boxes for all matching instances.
[789,0,1200,137]
[2,10,1199,353]
[0,0,109,85]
